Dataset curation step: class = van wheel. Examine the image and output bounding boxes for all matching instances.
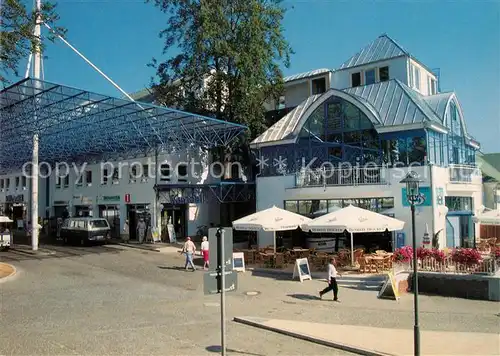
[1,246,9,252]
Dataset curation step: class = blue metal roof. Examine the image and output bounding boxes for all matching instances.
[284,68,331,83]
[338,34,408,70]
[0,78,247,173]
[345,80,442,126]
[251,79,448,147]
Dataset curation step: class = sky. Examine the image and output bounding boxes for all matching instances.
[10,0,500,153]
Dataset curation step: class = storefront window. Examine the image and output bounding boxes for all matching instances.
[286,197,395,218]
[285,201,298,213]
[311,200,327,217]
[298,200,312,216]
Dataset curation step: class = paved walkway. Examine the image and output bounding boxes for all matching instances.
[234,317,500,356]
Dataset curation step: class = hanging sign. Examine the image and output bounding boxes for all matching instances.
[292,258,312,282]
[232,252,245,272]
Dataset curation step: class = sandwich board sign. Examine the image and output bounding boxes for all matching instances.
[377,271,400,301]
[232,252,245,272]
[292,258,312,282]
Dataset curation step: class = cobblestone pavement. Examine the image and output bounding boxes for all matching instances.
[1,244,498,355]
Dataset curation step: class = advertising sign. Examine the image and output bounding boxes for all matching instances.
[402,187,432,207]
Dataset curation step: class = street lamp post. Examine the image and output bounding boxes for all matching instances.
[400,171,422,356]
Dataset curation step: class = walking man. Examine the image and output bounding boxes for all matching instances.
[319,257,341,302]
[182,236,197,271]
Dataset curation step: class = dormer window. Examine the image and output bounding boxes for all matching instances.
[428,77,437,95]
[379,66,389,82]
[312,77,326,95]
[351,72,361,87]
[364,69,376,85]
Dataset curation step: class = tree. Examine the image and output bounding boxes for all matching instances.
[148,0,292,142]
[0,0,64,84]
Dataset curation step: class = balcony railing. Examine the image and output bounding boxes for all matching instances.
[296,166,386,187]
[449,164,481,183]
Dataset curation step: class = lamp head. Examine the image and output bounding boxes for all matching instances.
[400,171,422,205]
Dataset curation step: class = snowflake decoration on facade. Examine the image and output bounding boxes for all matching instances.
[256,155,269,169]
[273,156,287,174]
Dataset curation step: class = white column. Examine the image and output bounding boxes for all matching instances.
[31,0,42,251]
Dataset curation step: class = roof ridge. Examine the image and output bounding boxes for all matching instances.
[378,34,409,56]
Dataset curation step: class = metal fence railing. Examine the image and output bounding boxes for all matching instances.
[295,166,386,187]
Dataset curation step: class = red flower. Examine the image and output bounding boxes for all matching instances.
[393,246,413,262]
[451,248,482,266]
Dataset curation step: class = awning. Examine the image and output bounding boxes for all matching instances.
[0,78,247,173]
[473,209,500,226]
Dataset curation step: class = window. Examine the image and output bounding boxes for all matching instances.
[141,164,149,182]
[63,175,69,188]
[85,170,92,186]
[160,163,171,181]
[15,177,19,189]
[102,169,108,185]
[76,174,83,187]
[112,168,120,184]
[379,66,389,82]
[364,69,376,85]
[55,176,61,189]
[177,164,188,182]
[414,66,420,90]
[284,201,298,213]
[312,78,326,95]
[445,197,473,211]
[89,219,109,229]
[0,179,4,190]
[428,77,437,95]
[5,178,9,190]
[21,176,27,189]
[409,66,414,87]
[351,72,361,87]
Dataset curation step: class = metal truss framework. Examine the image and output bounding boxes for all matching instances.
[155,182,255,204]
[0,78,247,173]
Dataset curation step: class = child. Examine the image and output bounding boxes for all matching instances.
[201,236,209,270]
[319,257,341,302]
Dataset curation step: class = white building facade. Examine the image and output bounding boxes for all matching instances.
[252,34,482,251]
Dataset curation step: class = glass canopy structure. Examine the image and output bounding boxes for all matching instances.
[0,78,247,173]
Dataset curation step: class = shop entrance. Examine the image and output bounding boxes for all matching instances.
[126,204,151,240]
[99,205,120,238]
[161,204,186,241]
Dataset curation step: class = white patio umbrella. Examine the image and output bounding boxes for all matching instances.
[0,216,13,223]
[301,205,405,265]
[232,205,312,254]
[473,209,500,226]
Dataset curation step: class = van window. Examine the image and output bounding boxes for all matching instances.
[90,220,109,228]
[76,220,86,229]
[70,220,77,228]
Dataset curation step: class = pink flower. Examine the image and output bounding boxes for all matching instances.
[451,248,482,266]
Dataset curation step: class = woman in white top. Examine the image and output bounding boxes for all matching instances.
[201,236,209,270]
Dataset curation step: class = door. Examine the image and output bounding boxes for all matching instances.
[162,205,186,239]
[127,206,137,240]
[446,216,460,248]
